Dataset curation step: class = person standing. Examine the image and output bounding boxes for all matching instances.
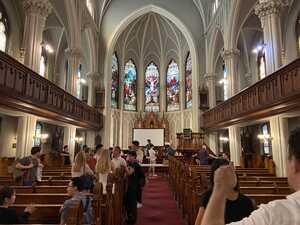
[124,151,145,224]
[131,141,144,164]
[145,139,154,157]
[148,146,157,176]
[111,146,127,170]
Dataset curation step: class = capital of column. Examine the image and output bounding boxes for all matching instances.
[86,72,101,81]
[255,0,286,18]
[204,73,217,82]
[23,0,52,17]
[65,48,82,60]
[222,49,240,60]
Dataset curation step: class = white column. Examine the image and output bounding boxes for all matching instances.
[269,116,288,177]
[208,132,218,155]
[255,0,285,74]
[65,48,81,96]
[223,49,240,97]
[229,126,242,166]
[64,126,76,163]
[160,61,166,112]
[22,0,52,72]
[87,72,100,107]
[86,130,96,149]
[204,73,217,108]
[16,116,37,158]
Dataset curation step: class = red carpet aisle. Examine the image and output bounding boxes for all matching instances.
[136,176,185,225]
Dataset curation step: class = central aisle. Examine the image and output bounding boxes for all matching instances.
[136,176,185,225]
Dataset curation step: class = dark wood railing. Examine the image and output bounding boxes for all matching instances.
[0,51,102,130]
[202,57,300,130]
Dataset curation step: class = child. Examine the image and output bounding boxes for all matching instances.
[148,147,157,176]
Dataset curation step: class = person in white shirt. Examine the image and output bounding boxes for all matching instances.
[111,146,127,170]
[148,147,157,176]
[132,141,144,164]
[94,144,104,161]
[200,127,300,225]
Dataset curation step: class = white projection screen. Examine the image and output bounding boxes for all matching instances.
[133,128,164,146]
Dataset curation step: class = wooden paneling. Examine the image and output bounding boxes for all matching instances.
[202,58,300,130]
[0,51,102,130]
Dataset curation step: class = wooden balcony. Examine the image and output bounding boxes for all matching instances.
[0,51,103,130]
[202,57,300,130]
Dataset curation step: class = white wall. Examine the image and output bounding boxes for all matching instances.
[0,116,18,157]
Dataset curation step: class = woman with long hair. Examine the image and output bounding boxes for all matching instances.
[0,186,35,224]
[95,149,113,194]
[194,159,255,225]
[72,150,93,178]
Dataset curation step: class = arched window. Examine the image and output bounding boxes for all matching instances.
[261,123,271,155]
[0,10,9,52]
[212,0,220,15]
[185,52,192,108]
[39,55,46,77]
[86,0,94,18]
[166,59,180,112]
[296,14,300,54]
[145,62,160,112]
[257,47,266,80]
[76,64,82,99]
[111,53,119,108]
[124,59,137,111]
[34,123,42,147]
[222,62,229,101]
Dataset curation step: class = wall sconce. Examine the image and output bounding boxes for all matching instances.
[219,78,228,84]
[79,78,87,84]
[41,41,54,53]
[75,137,84,143]
[220,136,229,142]
[257,134,272,141]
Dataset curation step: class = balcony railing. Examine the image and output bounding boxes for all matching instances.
[202,57,300,130]
[0,51,103,130]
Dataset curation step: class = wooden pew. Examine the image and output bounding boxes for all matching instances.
[15,193,69,204]
[13,185,67,193]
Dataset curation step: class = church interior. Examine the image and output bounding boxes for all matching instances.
[0,0,300,224]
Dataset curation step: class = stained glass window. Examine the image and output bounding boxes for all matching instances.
[145,62,160,112]
[166,60,180,111]
[124,60,137,111]
[223,63,228,100]
[0,22,6,52]
[258,48,266,80]
[111,53,119,108]
[213,0,220,14]
[0,11,8,52]
[185,52,192,108]
[34,123,42,147]
[76,64,82,99]
[261,124,271,155]
[86,0,94,18]
[39,55,46,77]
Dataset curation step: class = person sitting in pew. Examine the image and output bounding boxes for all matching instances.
[195,159,255,225]
[200,127,300,225]
[72,151,94,178]
[60,177,92,225]
[0,186,35,224]
[14,146,42,186]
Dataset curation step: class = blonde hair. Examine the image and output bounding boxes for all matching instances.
[95,149,112,174]
[73,151,86,172]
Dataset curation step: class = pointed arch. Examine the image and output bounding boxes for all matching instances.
[111,52,119,108]
[124,59,137,111]
[166,59,180,112]
[185,52,192,108]
[145,61,160,112]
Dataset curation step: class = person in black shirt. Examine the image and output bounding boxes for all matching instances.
[194,159,255,225]
[0,186,35,224]
[61,145,71,165]
[124,151,145,224]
